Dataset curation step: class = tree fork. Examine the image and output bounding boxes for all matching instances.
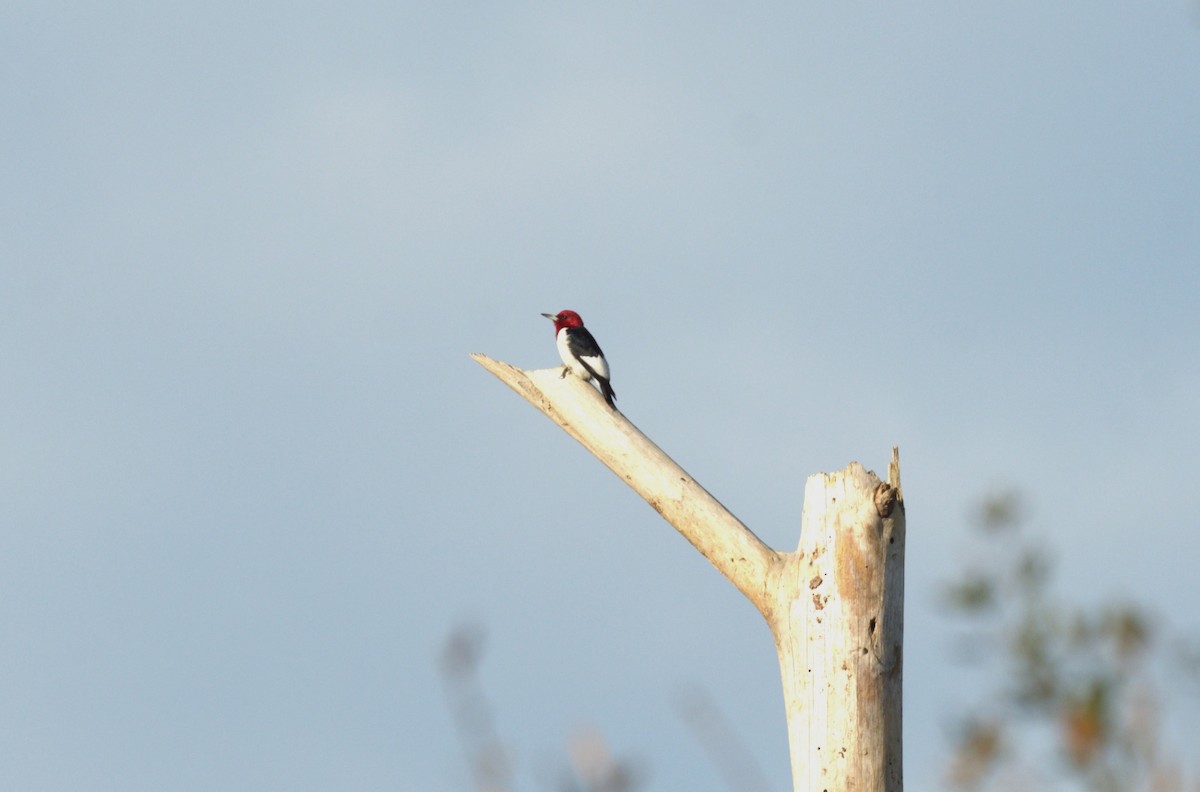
[472,354,905,792]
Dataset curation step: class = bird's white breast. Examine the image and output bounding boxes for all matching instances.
[556,329,609,381]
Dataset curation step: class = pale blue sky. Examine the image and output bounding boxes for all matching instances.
[3,2,1198,790]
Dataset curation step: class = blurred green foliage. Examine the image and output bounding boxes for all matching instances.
[942,491,1196,792]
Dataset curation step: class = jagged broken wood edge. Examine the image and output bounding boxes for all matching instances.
[472,353,907,791]
[469,353,903,616]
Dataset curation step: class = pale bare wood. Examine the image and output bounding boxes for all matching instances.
[472,353,905,792]
[769,456,905,792]
[470,353,780,613]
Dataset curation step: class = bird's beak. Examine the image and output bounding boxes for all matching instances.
[541,312,557,321]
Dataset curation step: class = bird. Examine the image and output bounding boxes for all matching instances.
[541,310,617,408]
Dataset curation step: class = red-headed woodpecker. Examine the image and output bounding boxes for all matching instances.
[541,310,616,408]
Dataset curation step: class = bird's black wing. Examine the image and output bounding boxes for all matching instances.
[565,327,605,359]
[567,327,615,407]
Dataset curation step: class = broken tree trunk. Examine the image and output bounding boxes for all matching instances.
[472,354,905,792]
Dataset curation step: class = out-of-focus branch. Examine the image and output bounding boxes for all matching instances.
[439,623,511,792]
[675,686,772,792]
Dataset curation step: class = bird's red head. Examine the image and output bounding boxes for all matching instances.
[542,310,584,331]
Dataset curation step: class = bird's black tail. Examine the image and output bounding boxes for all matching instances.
[598,377,616,408]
